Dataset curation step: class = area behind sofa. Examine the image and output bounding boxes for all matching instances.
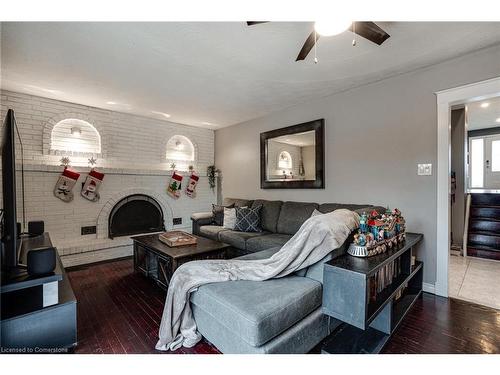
[191,197,385,256]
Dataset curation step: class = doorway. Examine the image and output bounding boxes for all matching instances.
[435,76,500,299]
[448,96,500,310]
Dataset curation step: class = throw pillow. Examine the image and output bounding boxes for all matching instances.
[223,207,237,230]
[212,203,235,226]
[234,205,263,232]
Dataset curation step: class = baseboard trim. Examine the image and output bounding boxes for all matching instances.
[423,282,436,294]
[60,245,132,268]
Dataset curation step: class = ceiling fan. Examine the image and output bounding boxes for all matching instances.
[247,21,390,61]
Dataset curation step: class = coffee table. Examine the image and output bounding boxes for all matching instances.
[132,233,231,289]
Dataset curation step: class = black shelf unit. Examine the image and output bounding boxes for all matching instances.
[321,232,423,354]
[1,233,77,351]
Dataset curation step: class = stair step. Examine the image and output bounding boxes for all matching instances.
[471,204,500,209]
[468,232,500,249]
[471,193,500,207]
[469,206,500,220]
[467,246,500,261]
[469,219,500,234]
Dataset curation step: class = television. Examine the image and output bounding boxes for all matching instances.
[1,109,19,270]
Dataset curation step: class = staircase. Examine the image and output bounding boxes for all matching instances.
[467,193,500,260]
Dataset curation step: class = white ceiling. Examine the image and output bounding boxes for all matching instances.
[467,96,500,131]
[1,22,500,129]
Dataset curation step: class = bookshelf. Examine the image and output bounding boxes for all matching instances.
[321,232,423,354]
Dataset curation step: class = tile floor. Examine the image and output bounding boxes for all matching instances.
[449,255,500,310]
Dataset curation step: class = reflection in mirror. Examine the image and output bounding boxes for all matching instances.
[266,130,316,181]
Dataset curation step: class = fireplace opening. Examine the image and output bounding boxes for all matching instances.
[108,194,165,238]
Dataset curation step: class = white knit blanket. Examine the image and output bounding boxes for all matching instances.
[155,209,359,351]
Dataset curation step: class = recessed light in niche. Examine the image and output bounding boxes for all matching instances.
[71,127,82,137]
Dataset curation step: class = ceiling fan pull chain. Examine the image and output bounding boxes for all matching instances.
[314,29,318,64]
[352,22,357,46]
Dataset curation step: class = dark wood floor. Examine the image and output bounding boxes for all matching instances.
[67,258,500,354]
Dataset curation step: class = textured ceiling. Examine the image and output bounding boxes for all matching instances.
[468,96,500,131]
[1,22,500,129]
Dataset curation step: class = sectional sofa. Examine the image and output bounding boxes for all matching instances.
[189,198,383,353]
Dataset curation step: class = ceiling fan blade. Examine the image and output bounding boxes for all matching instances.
[349,22,390,45]
[296,31,320,61]
[246,21,269,26]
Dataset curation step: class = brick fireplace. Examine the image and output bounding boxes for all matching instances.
[0,90,216,267]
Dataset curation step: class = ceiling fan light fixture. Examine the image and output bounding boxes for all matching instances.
[314,19,352,37]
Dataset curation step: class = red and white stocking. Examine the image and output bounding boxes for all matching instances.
[54,168,80,202]
[167,171,183,199]
[81,169,105,202]
[185,172,199,198]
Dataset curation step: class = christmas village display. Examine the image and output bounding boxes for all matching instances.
[348,207,406,257]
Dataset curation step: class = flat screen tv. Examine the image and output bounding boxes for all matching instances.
[1,109,19,270]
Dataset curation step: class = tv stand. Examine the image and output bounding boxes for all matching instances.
[1,233,77,352]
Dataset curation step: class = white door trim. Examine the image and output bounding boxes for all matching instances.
[435,76,500,297]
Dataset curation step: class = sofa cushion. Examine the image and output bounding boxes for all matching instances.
[223,198,254,208]
[190,276,322,346]
[357,205,386,215]
[223,207,238,229]
[199,225,228,241]
[251,200,283,233]
[245,233,292,253]
[219,230,267,250]
[277,201,319,235]
[212,203,234,226]
[318,203,373,214]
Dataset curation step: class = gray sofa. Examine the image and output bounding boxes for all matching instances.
[189,198,382,353]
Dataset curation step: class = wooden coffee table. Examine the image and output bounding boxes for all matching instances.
[132,233,231,289]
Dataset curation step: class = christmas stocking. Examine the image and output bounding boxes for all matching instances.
[185,172,199,198]
[54,168,80,202]
[81,169,105,202]
[167,171,183,199]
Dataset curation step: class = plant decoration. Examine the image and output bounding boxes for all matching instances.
[207,165,220,191]
[170,162,176,170]
[188,165,194,172]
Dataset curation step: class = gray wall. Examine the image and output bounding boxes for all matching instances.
[451,109,466,248]
[215,44,500,285]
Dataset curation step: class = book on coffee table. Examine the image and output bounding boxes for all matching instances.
[159,231,198,247]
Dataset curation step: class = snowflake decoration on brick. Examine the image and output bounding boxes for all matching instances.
[60,157,71,167]
[88,157,98,167]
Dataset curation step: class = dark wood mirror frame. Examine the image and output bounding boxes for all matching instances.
[260,119,325,189]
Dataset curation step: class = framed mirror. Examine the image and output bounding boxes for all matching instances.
[260,119,324,189]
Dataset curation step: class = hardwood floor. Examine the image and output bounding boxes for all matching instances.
[67,258,500,354]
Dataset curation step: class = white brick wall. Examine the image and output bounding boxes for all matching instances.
[0,90,217,266]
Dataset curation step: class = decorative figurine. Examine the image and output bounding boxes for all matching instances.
[348,206,406,257]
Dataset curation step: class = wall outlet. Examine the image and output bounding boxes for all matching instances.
[173,217,182,225]
[417,163,432,176]
[81,225,97,235]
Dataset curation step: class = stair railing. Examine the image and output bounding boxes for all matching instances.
[462,193,471,257]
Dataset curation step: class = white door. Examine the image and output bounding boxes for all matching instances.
[485,135,500,188]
